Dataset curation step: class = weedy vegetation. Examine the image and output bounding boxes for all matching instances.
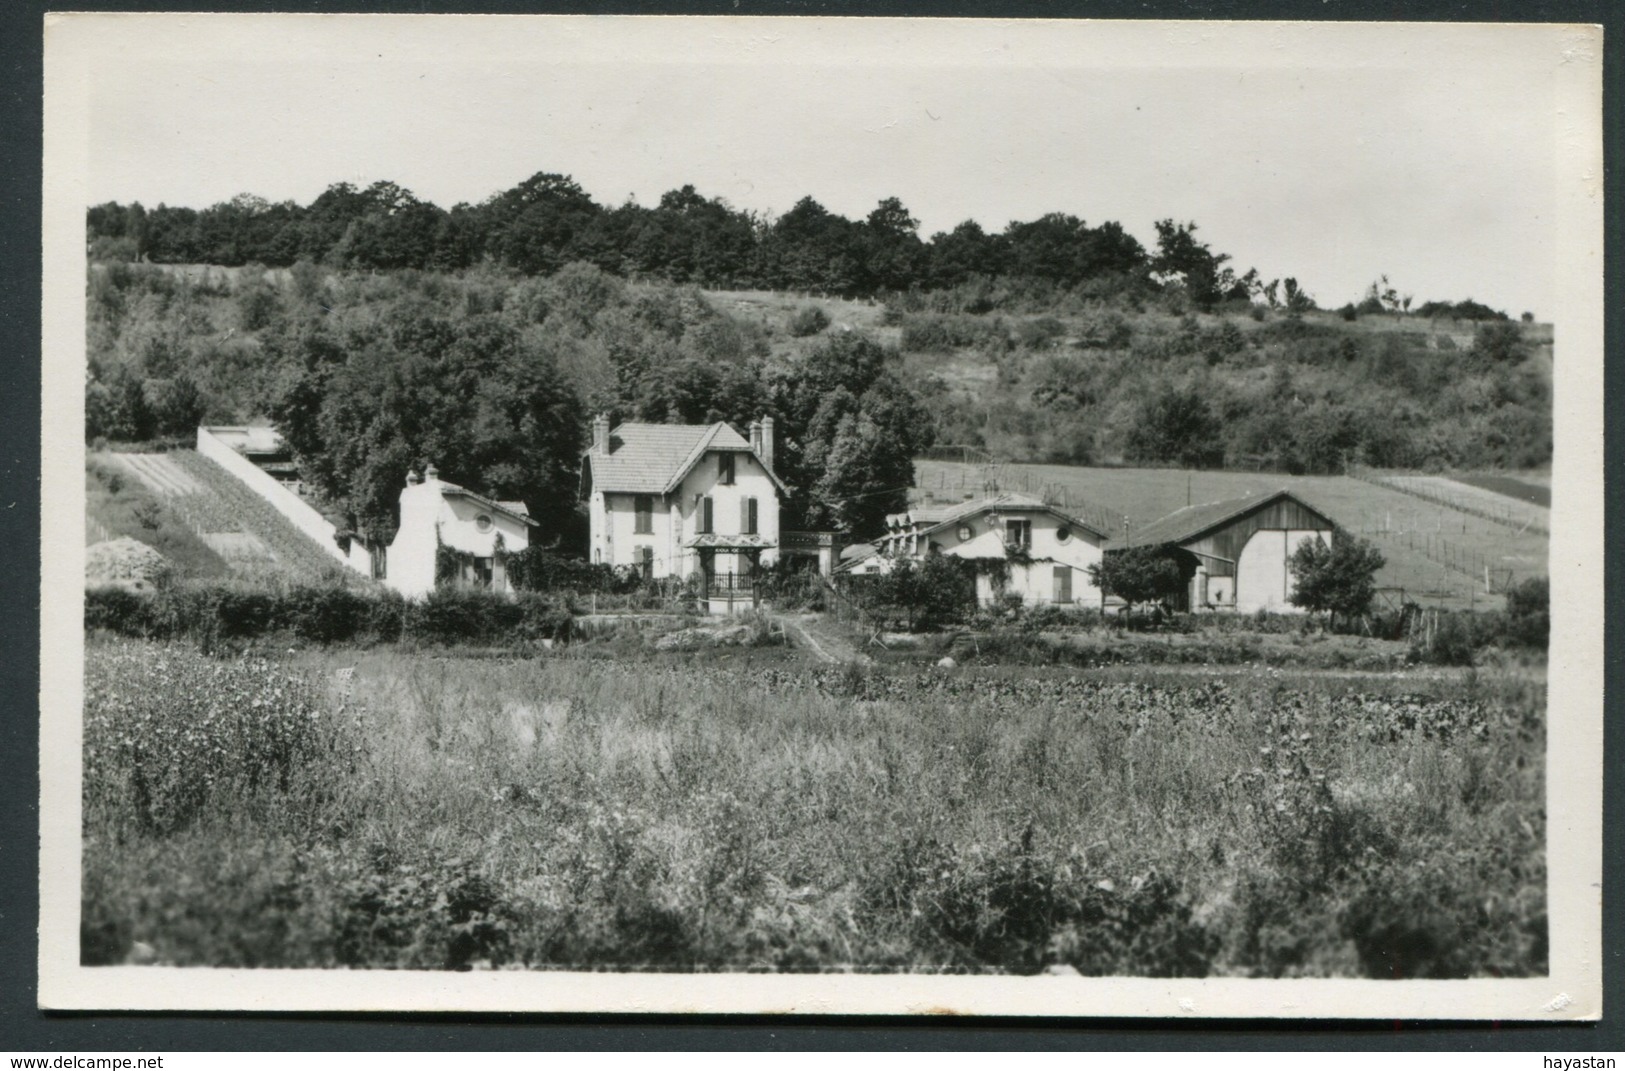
[82,636,1545,977]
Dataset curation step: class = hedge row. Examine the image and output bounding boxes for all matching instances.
[86,583,575,648]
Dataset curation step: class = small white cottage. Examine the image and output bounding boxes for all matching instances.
[372,464,535,598]
[580,414,788,611]
[873,493,1110,607]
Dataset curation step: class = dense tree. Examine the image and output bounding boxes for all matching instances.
[480,172,602,276]
[271,312,585,545]
[1088,547,1185,620]
[1287,533,1386,624]
[771,332,932,536]
[860,196,924,293]
[1124,385,1224,468]
[84,179,1240,305]
[862,554,976,631]
[1151,220,1235,310]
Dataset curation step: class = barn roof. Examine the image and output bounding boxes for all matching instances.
[889,493,1110,540]
[583,421,787,497]
[1117,489,1331,550]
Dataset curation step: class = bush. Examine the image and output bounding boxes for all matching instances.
[754,559,828,611]
[85,586,154,635]
[787,305,830,337]
[899,313,1007,353]
[506,547,630,594]
[1408,611,1480,666]
[406,588,524,647]
[845,556,978,631]
[1501,577,1549,649]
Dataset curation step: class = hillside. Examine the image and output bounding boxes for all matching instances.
[85,260,1553,568]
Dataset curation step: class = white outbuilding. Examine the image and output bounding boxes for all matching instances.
[873,493,1110,607]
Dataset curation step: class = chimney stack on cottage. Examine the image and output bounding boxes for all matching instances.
[753,415,775,472]
[424,463,439,482]
[405,468,422,487]
[592,413,611,455]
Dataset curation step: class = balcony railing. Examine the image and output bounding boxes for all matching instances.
[703,572,756,598]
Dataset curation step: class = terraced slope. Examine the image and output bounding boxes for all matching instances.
[98,451,361,585]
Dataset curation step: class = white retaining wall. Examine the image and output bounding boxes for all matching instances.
[195,426,356,568]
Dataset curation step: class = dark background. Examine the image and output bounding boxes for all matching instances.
[4,0,1619,1052]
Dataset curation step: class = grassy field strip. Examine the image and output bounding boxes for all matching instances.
[1405,474,1551,520]
[914,460,1549,608]
[81,640,1547,976]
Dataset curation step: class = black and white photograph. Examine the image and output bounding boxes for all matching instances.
[38,13,1603,1018]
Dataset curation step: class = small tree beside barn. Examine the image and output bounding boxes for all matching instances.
[1287,533,1386,627]
[1087,546,1185,620]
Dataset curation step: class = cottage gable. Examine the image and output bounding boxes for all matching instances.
[875,493,1107,608]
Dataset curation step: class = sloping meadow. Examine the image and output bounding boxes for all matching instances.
[82,639,1545,977]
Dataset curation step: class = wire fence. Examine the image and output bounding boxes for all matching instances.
[1348,465,1548,536]
[1357,524,1516,594]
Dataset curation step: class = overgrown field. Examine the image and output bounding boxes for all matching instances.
[83,638,1545,977]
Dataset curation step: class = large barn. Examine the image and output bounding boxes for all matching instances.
[1114,489,1337,613]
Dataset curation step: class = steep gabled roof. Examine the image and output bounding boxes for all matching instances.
[585,421,787,496]
[889,493,1110,541]
[1118,489,1329,550]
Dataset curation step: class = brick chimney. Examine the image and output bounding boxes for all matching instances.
[758,415,775,472]
[592,413,611,455]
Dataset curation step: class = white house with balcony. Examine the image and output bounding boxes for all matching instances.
[873,493,1110,607]
[581,414,788,612]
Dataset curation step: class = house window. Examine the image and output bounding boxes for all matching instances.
[742,496,758,535]
[634,494,653,535]
[1053,565,1073,604]
[698,495,714,534]
[1006,518,1032,549]
[370,544,387,580]
[474,513,493,534]
[474,557,494,589]
[717,452,735,485]
[636,545,654,579]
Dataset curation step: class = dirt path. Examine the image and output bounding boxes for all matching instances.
[778,613,869,665]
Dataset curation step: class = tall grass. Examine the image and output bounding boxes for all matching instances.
[82,638,1545,976]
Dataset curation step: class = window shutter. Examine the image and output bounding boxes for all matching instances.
[702,496,714,534]
[744,496,758,535]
